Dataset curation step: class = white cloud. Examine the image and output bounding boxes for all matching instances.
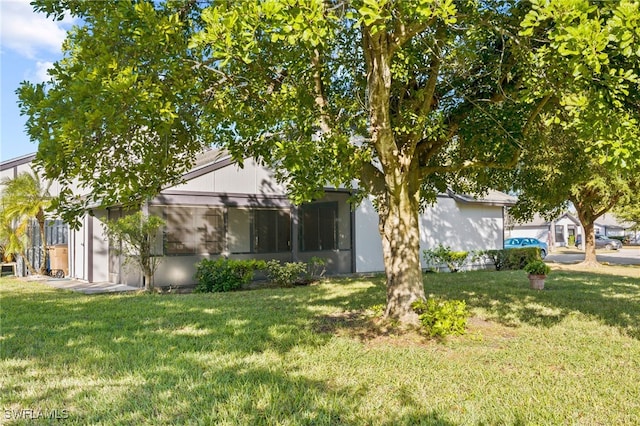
[0,0,74,59]
[29,61,55,83]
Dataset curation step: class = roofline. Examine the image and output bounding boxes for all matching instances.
[0,153,37,171]
[446,189,517,207]
[181,155,235,182]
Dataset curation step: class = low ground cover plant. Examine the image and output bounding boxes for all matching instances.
[411,297,469,337]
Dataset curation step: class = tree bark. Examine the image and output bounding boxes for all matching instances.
[575,208,599,267]
[363,26,426,324]
[580,221,599,266]
[37,210,48,275]
[378,186,425,324]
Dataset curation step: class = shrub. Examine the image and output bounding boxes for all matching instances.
[524,260,551,276]
[423,244,469,272]
[265,260,308,287]
[194,258,266,293]
[411,298,469,338]
[307,256,327,281]
[481,248,540,271]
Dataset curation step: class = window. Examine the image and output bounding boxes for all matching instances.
[163,207,223,255]
[196,208,224,254]
[300,202,338,251]
[254,209,291,253]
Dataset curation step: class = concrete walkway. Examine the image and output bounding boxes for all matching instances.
[27,276,140,294]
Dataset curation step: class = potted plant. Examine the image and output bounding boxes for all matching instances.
[524,260,550,290]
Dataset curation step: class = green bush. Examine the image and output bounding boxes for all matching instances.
[411,298,469,338]
[423,244,469,272]
[481,248,540,271]
[194,258,266,293]
[265,260,308,287]
[307,256,327,281]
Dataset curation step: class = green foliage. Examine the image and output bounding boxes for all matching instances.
[103,212,165,290]
[368,304,386,318]
[264,260,308,288]
[524,260,551,276]
[411,298,469,338]
[194,258,266,293]
[307,256,327,280]
[0,172,51,274]
[613,188,640,231]
[519,0,640,170]
[20,1,206,227]
[423,244,469,273]
[481,248,541,271]
[19,0,640,320]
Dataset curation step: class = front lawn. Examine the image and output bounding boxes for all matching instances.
[1,268,639,424]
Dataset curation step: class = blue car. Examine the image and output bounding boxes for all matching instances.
[504,237,548,258]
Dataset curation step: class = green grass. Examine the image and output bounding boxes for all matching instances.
[1,268,640,425]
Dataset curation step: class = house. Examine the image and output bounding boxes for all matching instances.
[1,150,515,287]
[506,212,582,248]
[593,213,634,238]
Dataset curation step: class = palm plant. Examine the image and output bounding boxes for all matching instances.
[0,172,51,274]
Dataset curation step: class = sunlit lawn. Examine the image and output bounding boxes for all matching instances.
[1,266,640,425]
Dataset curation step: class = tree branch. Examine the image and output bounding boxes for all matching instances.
[523,93,553,137]
[420,145,521,176]
[311,47,332,134]
[360,161,386,197]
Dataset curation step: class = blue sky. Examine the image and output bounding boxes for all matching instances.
[1,0,75,162]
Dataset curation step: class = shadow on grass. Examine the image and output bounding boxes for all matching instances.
[422,270,640,339]
[4,279,452,424]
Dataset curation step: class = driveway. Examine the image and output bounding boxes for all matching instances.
[546,247,640,265]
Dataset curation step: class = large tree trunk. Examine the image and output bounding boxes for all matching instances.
[581,221,599,266]
[363,26,426,324]
[575,210,599,267]
[378,186,426,324]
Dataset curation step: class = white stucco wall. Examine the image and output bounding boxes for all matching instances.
[355,196,506,273]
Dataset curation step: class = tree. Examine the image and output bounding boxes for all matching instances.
[613,185,640,231]
[507,120,639,266]
[19,0,640,323]
[505,0,640,266]
[103,211,165,291]
[0,172,52,274]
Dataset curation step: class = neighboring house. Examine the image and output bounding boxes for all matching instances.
[593,213,634,238]
[506,212,582,248]
[1,150,515,287]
